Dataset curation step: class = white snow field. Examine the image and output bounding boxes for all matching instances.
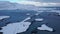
[37,24,53,32]
[0,17,31,34]
[0,16,10,20]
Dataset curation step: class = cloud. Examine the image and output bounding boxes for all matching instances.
[17,1,60,7]
[29,0,60,3]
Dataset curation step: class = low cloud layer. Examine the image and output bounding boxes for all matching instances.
[29,0,60,3]
[17,1,60,7]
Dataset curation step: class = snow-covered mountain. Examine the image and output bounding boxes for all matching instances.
[0,1,38,10]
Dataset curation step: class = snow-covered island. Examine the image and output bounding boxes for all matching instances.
[35,18,44,22]
[0,22,31,34]
[37,24,53,32]
[0,17,31,34]
[0,16,10,20]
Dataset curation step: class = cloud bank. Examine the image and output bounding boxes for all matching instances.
[29,0,60,3]
[17,1,60,7]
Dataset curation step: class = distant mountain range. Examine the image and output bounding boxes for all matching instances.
[0,1,60,11]
[0,1,38,10]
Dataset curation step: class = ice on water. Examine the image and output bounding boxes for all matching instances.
[35,18,44,21]
[0,16,10,20]
[37,24,53,32]
[0,22,31,34]
[0,17,31,34]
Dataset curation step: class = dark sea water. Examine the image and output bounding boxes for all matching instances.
[0,10,37,27]
[0,9,60,34]
[20,12,60,34]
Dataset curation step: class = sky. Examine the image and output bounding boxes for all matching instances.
[0,0,60,3]
[0,0,60,6]
[0,0,28,3]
